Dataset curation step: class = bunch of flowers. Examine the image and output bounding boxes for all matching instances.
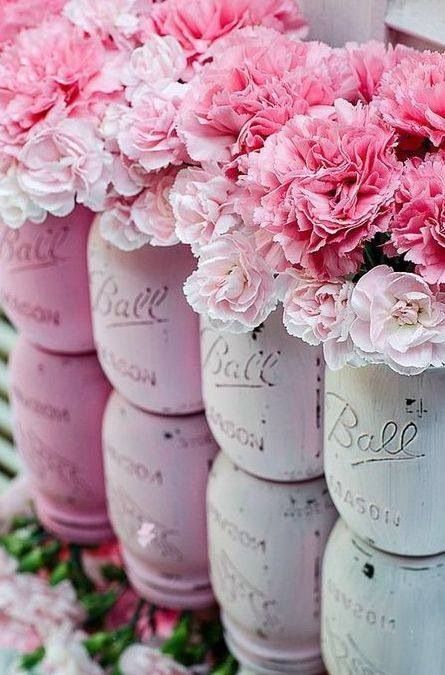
[92,0,307,251]
[0,1,131,230]
[171,37,445,375]
[0,479,235,674]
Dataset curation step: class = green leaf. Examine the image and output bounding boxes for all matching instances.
[100,626,136,667]
[84,632,113,656]
[19,646,45,671]
[100,563,127,584]
[81,590,119,622]
[18,547,46,573]
[50,561,73,586]
[211,654,238,675]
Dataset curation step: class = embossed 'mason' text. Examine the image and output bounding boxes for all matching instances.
[207,406,264,452]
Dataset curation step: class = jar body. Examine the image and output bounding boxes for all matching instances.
[325,364,445,555]
[0,208,94,354]
[321,519,445,675]
[207,453,337,673]
[88,222,203,414]
[201,311,324,481]
[9,336,112,543]
[103,391,218,609]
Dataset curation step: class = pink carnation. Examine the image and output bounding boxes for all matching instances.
[0,0,66,45]
[391,152,445,285]
[170,164,242,254]
[0,18,109,153]
[177,31,342,163]
[131,168,179,247]
[184,232,278,332]
[144,0,307,66]
[377,50,445,147]
[345,41,412,103]
[118,84,187,171]
[250,100,401,279]
[17,118,112,217]
[282,271,356,369]
[350,265,445,374]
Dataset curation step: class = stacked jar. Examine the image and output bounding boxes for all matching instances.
[0,209,113,544]
[322,366,445,675]
[88,222,219,610]
[202,309,338,673]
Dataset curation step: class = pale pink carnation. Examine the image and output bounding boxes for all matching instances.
[121,35,187,100]
[0,164,46,229]
[282,271,356,370]
[178,31,340,163]
[38,628,103,675]
[0,0,66,45]
[377,50,445,147]
[0,18,108,153]
[118,84,187,171]
[98,195,150,251]
[144,0,307,67]
[0,575,84,642]
[64,0,152,49]
[170,164,242,254]
[184,232,278,332]
[17,119,112,217]
[350,265,445,374]
[120,645,190,675]
[131,168,179,247]
[391,152,445,285]
[250,100,401,280]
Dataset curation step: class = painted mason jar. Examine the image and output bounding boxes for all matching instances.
[322,518,445,675]
[88,221,203,415]
[201,311,324,482]
[325,364,445,556]
[9,336,112,544]
[0,207,94,354]
[103,391,218,609]
[207,453,337,673]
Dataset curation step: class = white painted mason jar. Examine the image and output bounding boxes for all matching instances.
[88,221,203,414]
[322,518,445,675]
[201,311,324,481]
[325,364,445,556]
[103,391,218,609]
[207,453,337,673]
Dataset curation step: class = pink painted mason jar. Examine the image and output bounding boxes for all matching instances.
[201,310,324,481]
[88,221,203,414]
[0,207,95,354]
[207,453,338,673]
[9,336,112,544]
[103,391,218,609]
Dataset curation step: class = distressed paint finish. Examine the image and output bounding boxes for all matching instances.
[0,207,94,355]
[322,519,445,675]
[207,453,337,673]
[9,336,112,543]
[103,391,218,609]
[325,365,445,556]
[88,221,203,415]
[201,311,324,482]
